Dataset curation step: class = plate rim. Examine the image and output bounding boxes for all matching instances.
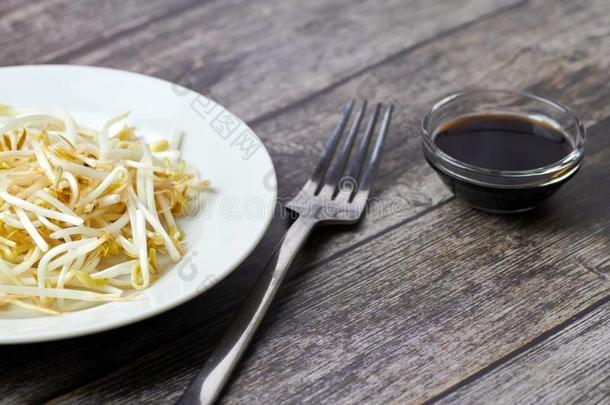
[0,64,277,344]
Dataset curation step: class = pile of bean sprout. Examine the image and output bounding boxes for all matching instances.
[0,106,209,314]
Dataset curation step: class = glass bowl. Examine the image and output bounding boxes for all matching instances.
[421,90,585,213]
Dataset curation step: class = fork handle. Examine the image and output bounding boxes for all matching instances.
[177,215,318,405]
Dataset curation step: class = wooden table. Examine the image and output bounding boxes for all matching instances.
[2,0,609,403]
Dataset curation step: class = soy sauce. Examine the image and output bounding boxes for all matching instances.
[427,113,578,213]
[434,114,573,171]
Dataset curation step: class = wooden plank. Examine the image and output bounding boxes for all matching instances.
[0,0,38,14]
[46,0,610,395]
[438,300,610,405]
[50,115,610,404]
[251,0,610,271]
[64,0,522,122]
[2,0,529,273]
[9,0,610,403]
[0,1,528,403]
[46,3,607,402]
[0,0,200,64]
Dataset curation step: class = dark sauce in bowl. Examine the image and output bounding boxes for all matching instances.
[434,114,573,171]
[424,113,583,213]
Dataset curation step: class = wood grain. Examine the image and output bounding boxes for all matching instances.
[48,2,609,396]
[0,0,200,64]
[64,0,521,122]
[1,0,609,404]
[0,1,530,403]
[51,116,610,404]
[252,0,610,271]
[438,300,610,405]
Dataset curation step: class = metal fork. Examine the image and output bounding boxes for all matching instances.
[178,100,393,405]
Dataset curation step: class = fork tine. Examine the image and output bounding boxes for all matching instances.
[341,103,381,195]
[307,99,355,189]
[318,100,367,195]
[356,104,393,198]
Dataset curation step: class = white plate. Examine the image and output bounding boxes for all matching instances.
[0,65,277,344]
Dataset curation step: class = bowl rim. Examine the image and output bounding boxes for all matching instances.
[421,89,586,181]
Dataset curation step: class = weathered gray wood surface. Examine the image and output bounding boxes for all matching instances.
[50,117,610,404]
[439,300,610,404]
[0,0,609,404]
[66,0,518,122]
